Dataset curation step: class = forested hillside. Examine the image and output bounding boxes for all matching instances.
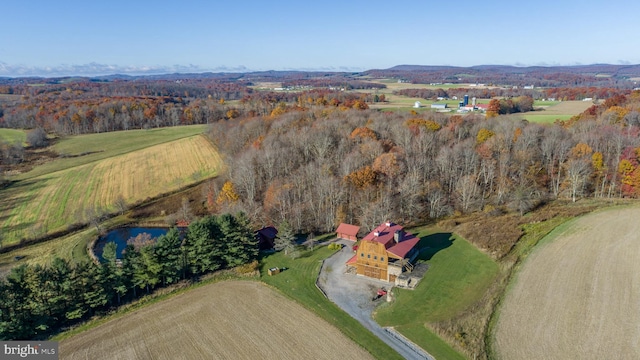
[209,91,640,237]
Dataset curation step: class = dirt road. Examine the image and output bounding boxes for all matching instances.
[318,240,434,360]
[494,206,640,359]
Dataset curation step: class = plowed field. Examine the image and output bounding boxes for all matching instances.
[494,207,640,359]
[60,281,374,360]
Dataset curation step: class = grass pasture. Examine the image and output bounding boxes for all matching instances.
[0,215,131,276]
[0,134,222,246]
[494,206,640,359]
[522,100,593,123]
[520,114,574,123]
[0,128,26,144]
[18,125,208,180]
[60,281,374,360]
[374,228,499,359]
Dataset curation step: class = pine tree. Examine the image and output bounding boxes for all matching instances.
[155,228,183,286]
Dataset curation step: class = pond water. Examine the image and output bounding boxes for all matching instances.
[93,227,169,261]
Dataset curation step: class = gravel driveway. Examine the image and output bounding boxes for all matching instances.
[317,239,434,360]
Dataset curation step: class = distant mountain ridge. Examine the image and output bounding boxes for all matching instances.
[385,64,640,76]
[1,64,639,89]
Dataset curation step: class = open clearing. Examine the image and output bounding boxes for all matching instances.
[18,125,208,180]
[0,128,26,143]
[494,206,640,359]
[0,134,222,245]
[375,229,498,359]
[522,100,593,123]
[60,281,374,360]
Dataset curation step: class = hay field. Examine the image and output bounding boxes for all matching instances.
[523,100,593,123]
[19,125,208,180]
[494,206,640,360]
[60,281,374,360]
[0,134,222,245]
[0,128,26,144]
[534,100,593,115]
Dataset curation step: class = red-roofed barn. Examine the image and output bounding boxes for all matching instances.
[336,223,360,241]
[346,221,420,282]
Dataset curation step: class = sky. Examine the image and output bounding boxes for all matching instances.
[1,0,640,77]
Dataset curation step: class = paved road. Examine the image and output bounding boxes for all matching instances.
[317,240,434,360]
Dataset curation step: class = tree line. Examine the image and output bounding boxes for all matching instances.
[209,91,640,235]
[365,67,639,89]
[395,87,632,102]
[0,212,257,340]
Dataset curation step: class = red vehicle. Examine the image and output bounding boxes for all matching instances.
[372,288,387,301]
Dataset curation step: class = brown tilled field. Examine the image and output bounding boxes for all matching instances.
[60,281,374,360]
[494,206,640,359]
[538,100,593,115]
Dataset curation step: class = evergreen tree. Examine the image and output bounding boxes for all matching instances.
[275,221,296,256]
[183,217,223,275]
[155,228,183,286]
[132,244,161,294]
[101,243,126,305]
[121,244,140,298]
[218,212,258,267]
[45,258,73,324]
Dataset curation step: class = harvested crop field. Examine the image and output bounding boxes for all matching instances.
[535,100,593,115]
[494,206,640,359]
[0,134,222,245]
[60,281,374,360]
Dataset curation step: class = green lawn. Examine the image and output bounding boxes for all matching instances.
[17,125,208,180]
[533,100,560,107]
[260,247,404,360]
[375,228,499,359]
[0,128,26,144]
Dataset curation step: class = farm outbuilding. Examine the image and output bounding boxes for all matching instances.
[336,223,360,241]
[256,226,278,250]
[413,101,421,108]
[431,103,447,109]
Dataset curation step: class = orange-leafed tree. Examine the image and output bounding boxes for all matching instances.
[486,99,500,117]
[217,181,240,205]
[350,127,378,141]
[571,142,593,159]
[345,166,376,189]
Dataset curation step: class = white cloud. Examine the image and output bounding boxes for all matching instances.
[0,62,252,77]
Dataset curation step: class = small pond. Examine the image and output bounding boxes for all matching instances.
[93,227,169,261]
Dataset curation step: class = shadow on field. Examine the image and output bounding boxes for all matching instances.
[417,232,455,261]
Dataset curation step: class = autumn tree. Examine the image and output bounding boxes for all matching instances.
[217,180,240,205]
[26,127,48,148]
[486,99,500,117]
[345,166,376,189]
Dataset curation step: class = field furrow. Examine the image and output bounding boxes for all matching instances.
[494,207,640,360]
[60,281,374,360]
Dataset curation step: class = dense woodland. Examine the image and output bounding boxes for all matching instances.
[209,90,640,238]
[0,213,257,340]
